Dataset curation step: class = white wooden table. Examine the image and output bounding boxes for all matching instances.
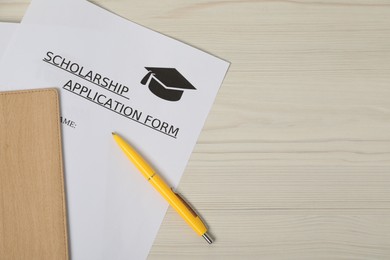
[1,1,390,258]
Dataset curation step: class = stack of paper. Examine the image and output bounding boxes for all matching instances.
[0,0,229,259]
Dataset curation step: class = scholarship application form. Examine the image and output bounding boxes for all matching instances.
[0,0,230,259]
[0,22,17,58]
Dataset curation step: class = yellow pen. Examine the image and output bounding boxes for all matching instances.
[112,132,213,244]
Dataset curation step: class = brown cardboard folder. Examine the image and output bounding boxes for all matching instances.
[0,89,69,259]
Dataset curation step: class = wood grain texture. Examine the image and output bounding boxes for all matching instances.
[1,0,390,259]
[0,89,68,259]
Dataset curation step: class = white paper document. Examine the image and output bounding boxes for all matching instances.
[0,0,229,259]
[0,22,17,58]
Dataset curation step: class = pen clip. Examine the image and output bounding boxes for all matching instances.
[172,189,198,218]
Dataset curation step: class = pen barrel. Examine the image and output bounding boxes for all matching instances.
[112,134,207,237]
[149,175,207,236]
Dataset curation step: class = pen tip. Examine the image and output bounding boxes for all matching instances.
[202,233,213,244]
[112,132,116,136]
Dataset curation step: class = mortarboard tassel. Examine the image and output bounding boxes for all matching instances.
[140,71,153,85]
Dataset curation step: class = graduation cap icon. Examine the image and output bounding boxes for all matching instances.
[140,67,196,102]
